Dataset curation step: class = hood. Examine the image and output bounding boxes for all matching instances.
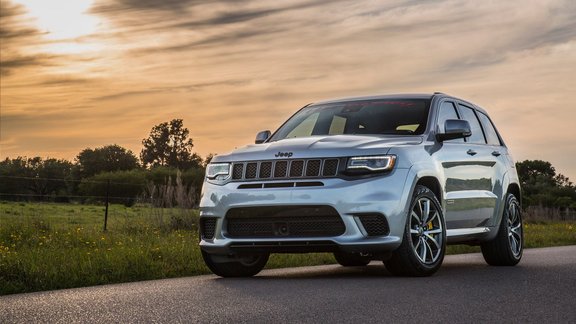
[213,135,422,162]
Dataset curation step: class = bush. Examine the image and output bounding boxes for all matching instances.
[78,170,147,206]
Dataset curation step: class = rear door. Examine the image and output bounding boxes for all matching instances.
[434,100,502,230]
[445,103,501,228]
[475,110,508,227]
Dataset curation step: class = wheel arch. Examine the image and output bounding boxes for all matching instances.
[416,176,443,203]
[507,183,522,208]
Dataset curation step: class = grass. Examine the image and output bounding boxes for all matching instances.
[1,201,575,295]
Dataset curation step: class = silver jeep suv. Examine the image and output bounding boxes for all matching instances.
[199,93,523,277]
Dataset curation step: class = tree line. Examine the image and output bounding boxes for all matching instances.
[0,119,211,206]
[516,160,575,209]
[1,119,574,209]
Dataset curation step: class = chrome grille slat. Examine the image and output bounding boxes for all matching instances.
[231,159,339,181]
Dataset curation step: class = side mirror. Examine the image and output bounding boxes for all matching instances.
[436,119,471,142]
[255,130,271,144]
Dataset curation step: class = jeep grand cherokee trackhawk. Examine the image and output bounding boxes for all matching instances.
[199,93,523,277]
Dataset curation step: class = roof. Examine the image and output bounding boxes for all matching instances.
[311,93,438,105]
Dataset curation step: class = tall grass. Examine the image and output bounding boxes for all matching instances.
[0,202,335,295]
[0,202,204,295]
[1,200,575,295]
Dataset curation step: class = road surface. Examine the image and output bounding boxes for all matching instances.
[1,246,575,323]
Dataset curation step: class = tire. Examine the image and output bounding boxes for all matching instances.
[481,193,523,266]
[384,185,446,276]
[202,251,269,277]
[334,251,370,267]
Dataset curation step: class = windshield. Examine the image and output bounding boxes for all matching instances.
[270,99,430,141]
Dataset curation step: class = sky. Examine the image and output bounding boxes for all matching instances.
[1,0,575,179]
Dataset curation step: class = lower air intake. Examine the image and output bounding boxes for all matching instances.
[226,206,345,238]
[200,218,217,240]
[357,214,389,236]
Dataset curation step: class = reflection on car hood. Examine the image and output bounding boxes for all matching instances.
[213,135,423,162]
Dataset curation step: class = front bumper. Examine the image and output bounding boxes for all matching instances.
[199,168,412,255]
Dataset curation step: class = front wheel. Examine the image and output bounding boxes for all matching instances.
[384,185,446,276]
[481,193,523,266]
[202,251,269,277]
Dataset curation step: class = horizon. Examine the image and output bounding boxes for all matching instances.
[1,0,575,180]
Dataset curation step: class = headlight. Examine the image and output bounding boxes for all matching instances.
[347,155,396,172]
[206,163,231,181]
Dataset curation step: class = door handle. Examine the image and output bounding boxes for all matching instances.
[492,151,501,157]
[467,149,477,156]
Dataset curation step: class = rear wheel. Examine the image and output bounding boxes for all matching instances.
[334,251,370,266]
[202,251,269,277]
[384,185,446,276]
[481,193,523,266]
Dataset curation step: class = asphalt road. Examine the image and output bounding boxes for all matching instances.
[2,246,575,323]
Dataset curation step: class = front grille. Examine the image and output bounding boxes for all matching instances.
[274,161,288,178]
[231,158,340,181]
[232,164,244,179]
[200,218,217,240]
[323,159,339,176]
[290,160,304,177]
[226,206,345,238]
[259,162,272,178]
[306,160,321,176]
[357,214,389,236]
[245,163,257,179]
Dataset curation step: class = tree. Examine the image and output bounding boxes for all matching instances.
[516,160,576,208]
[140,119,202,170]
[0,157,73,201]
[75,144,139,178]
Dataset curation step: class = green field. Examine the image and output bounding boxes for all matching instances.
[1,201,575,295]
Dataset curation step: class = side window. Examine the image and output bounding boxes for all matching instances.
[437,101,464,142]
[458,105,486,144]
[477,112,502,146]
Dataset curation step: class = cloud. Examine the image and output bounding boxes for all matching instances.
[92,79,252,101]
[2,0,576,179]
[0,0,23,18]
[1,56,40,76]
[0,0,45,75]
[172,0,348,27]
[93,0,214,13]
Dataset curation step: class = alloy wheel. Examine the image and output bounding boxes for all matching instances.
[507,200,522,257]
[409,197,444,264]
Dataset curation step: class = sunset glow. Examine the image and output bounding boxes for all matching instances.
[11,0,99,40]
[1,0,575,179]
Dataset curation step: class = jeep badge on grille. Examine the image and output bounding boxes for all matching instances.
[275,152,293,158]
